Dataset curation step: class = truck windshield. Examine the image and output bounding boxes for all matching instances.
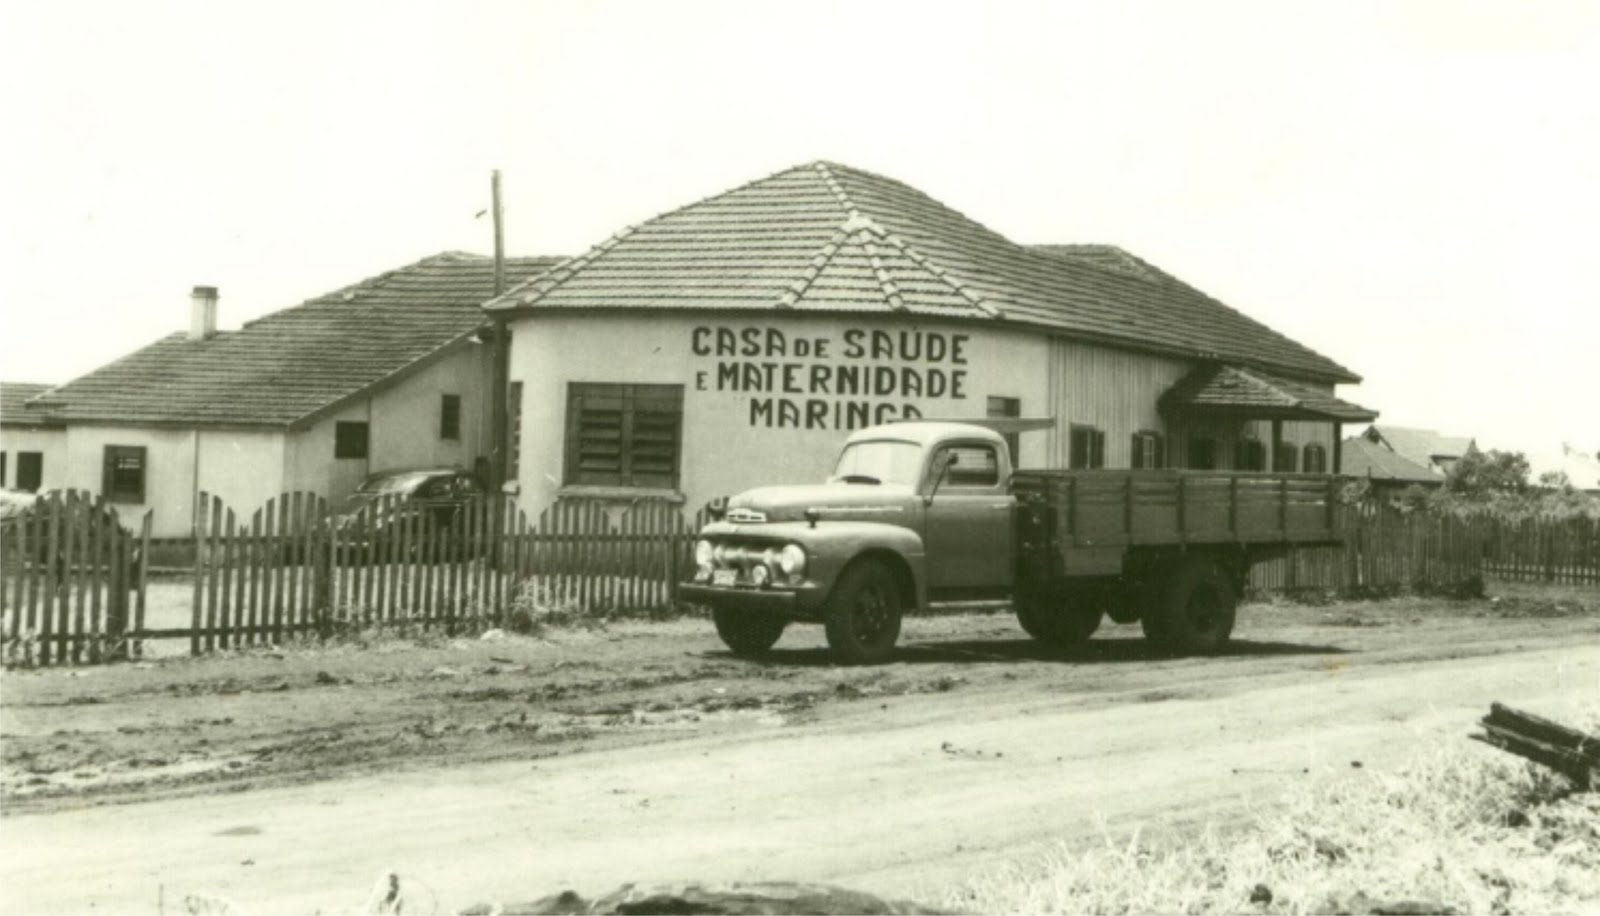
[829,440,923,486]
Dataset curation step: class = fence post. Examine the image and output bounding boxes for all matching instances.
[314,524,333,640]
[191,493,207,657]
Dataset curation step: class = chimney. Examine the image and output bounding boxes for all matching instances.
[189,285,218,340]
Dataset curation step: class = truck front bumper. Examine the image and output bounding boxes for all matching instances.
[677,582,825,621]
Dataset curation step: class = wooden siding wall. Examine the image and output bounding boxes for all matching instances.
[1044,339,1191,468]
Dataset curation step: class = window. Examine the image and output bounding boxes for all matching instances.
[16,452,43,492]
[1273,442,1299,472]
[1131,431,1166,470]
[335,421,369,459]
[936,444,1001,488]
[986,396,1021,465]
[1069,424,1105,469]
[1303,444,1328,473]
[439,394,461,440]
[565,383,684,488]
[1236,437,1267,471]
[507,381,523,480]
[1188,436,1218,470]
[102,445,147,503]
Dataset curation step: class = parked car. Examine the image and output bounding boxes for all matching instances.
[332,468,488,562]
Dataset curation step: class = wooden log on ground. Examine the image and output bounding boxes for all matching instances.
[1471,702,1599,790]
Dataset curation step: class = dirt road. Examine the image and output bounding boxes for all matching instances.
[3,589,1597,914]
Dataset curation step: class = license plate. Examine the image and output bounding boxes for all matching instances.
[712,568,737,587]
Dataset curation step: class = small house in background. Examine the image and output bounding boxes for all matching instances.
[1361,425,1476,477]
[18,252,560,537]
[484,160,1378,516]
[1339,434,1444,490]
[0,382,65,492]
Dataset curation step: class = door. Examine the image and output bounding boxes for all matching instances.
[922,441,1014,596]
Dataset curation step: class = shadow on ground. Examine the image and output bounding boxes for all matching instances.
[722,636,1349,667]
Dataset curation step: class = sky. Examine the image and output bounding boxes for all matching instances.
[2,0,1596,473]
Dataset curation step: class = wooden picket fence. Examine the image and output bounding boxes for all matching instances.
[1250,504,1600,593]
[186,491,711,652]
[0,490,152,666]
[1250,506,1484,594]
[6,489,1593,667]
[1476,514,1600,584]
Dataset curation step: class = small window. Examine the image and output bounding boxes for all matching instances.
[335,421,369,459]
[1131,431,1165,470]
[1273,442,1299,472]
[440,394,461,440]
[565,383,684,488]
[507,381,523,481]
[1069,424,1105,470]
[1303,444,1328,474]
[986,396,1021,465]
[16,452,43,492]
[102,445,147,503]
[937,445,1001,488]
[1236,437,1267,471]
[1188,436,1218,471]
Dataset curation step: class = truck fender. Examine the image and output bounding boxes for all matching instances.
[806,522,927,614]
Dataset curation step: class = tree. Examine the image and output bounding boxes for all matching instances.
[1537,470,1573,491]
[1443,449,1530,497]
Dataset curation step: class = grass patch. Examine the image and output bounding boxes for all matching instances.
[948,713,1600,915]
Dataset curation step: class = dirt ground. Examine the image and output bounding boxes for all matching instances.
[1,582,1597,914]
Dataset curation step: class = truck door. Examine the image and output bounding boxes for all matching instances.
[923,441,1014,597]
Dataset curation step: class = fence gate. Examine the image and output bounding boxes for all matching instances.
[1,490,151,666]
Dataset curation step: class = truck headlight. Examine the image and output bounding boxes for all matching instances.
[695,539,713,567]
[778,543,807,578]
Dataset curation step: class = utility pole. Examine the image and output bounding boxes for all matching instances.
[492,170,506,296]
[489,170,512,489]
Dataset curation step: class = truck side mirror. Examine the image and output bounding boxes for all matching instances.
[924,452,958,505]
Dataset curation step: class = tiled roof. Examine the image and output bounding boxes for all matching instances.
[32,252,562,428]
[1341,436,1442,483]
[1366,425,1475,468]
[487,161,1360,383]
[0,383,60,428]
[1159,364,1377,422]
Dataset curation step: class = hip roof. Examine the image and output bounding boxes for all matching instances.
[486,161,1360,383]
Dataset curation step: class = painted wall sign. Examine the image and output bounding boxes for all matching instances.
[691,325,971,429]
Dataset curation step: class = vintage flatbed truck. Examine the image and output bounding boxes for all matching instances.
[679,420,1343,664]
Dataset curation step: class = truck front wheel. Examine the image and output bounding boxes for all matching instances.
[712,609,786,657]
[1148,555,1236,654]
[824,560,903,665]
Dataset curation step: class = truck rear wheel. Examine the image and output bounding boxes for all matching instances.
[1015,585,1102,646]
[1148,555,1236,653]
[712,609,786,657]
[823,560,903,665]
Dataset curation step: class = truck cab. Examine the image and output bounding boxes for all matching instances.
[680,422,1020,663]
